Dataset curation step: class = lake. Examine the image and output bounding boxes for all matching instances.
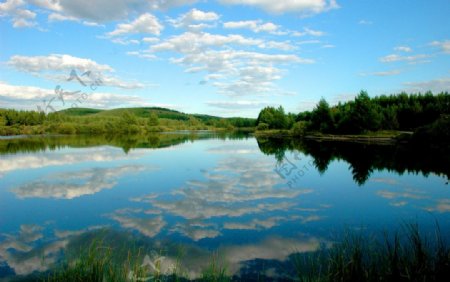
[0,133,449,280]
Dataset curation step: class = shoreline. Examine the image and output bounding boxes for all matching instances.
[254,130,414,144]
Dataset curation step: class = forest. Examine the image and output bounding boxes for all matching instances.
[1,92,448,138]
[256,91,449,136]
[0,107,256,135]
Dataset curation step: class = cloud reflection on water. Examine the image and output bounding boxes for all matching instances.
[12,165,148,199]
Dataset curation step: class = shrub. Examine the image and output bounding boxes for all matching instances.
[256,123,269,131]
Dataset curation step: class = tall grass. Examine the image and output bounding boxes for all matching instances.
[294,223,450,282]
[26,223,449,282]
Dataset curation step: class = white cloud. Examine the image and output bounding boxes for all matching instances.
[126,50,157,60]
[0,82,151,111]
[169,8,219,31]
[150,32,312,96]
[47,12,105,26]
[360,70,401,77]
[8,54,113,73]
[206,100,271,109]
[219,0,339,15]
[358,19,372,25]
[372,70,401,76]
[403,77,450,93]
[143,23,313,97]
[394,46,412,52]
[259,40,296,51]
[292,27,325,37]
[150,32,263,53]
[27,0,62,11]
[47,12,76,21]
[223,20,281,34]
[430,40,450,54]
[380,53,431,63]
[110,38,140,45]
[107,13,163,37]
[297,39,321,45]
[142,37,160,44]
[7,54,146,89]
[0,81,53,100]
[27,0,197,22]
[0,0,37,28]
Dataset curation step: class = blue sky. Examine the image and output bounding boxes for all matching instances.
[0,0,449,117]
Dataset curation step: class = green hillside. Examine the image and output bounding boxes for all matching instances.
[57,107,256,126]
[0,107,256,136]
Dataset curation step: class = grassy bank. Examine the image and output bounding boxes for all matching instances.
[254,129,409,144]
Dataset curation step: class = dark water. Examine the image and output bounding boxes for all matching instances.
[0,133,448,280]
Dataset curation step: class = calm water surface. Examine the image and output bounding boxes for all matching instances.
[0,133,448,279]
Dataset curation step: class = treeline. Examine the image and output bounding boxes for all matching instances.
[257,91,450,134]
[0,108,256,135]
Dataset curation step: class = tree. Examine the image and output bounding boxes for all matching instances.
[0,115,6,126]
[310,98,334,133]
[382,106,399,130]
[256,106,288,129]
[148,112,159,126]
[350,91,382,132]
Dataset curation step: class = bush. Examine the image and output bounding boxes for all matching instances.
[56,123,77,134]
[292,121,308,136]
[256,123,269,131]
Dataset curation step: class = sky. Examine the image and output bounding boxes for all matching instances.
[0,0,449,118]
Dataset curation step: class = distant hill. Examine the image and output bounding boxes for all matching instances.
[57,107,255,125]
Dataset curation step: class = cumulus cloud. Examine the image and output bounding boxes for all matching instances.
[169,8,219,31]
[379,53,431,64]
[12,165,146,199]
[146,31,311,97]
[292,27,325,37]
[430,40,450,54]
[0,0,37,27]
[0,82,150,110]
[394,46,412,52]
[27,0,197,22]
[7,54,145,89]
[9,54,113,73]
[206,100,271,109]
[150,32,263,53]
[360,70,401,77]
[403,77,450,93]
[219,0,339,15]
[223,20,281,34]
[107,13,163,37]
[358,19,372,25]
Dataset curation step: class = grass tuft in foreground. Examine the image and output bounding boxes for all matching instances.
[34,223,450,282]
